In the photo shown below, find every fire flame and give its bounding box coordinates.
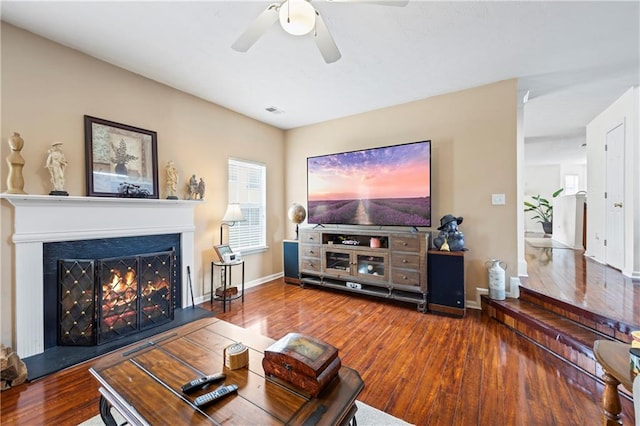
[103,269,138,310]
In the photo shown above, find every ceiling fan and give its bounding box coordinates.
[231,0,409,64]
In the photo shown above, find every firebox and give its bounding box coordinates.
[58,250,175,346]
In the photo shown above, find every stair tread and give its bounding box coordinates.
[519,286,635,343]
[485,297,613,349]
[481,294,634,400]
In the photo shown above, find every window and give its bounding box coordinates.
[227,158,266,253]
[564,175,579,195]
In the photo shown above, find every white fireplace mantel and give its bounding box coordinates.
[1,194,201,358]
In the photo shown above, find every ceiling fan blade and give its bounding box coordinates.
[325,0,409,6]
[313,10,341,63]
[231,4,279,52]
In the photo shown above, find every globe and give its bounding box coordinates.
[287,203,306,240]
[288,203,306,224]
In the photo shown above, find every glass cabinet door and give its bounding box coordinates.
[323,250,352,275]
[356,252,388,281]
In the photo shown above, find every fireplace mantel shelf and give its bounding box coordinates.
[1,193,204,207]
[2,193,202,243]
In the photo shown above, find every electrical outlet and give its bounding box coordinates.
[491,194,505,205]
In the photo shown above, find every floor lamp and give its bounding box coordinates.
[220,203,244,245]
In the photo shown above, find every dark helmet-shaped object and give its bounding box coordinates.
[437,214,463,231]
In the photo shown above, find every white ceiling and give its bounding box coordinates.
[2,1,639,164]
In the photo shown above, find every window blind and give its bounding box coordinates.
[227,158,266,253]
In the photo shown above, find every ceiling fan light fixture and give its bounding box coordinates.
[279,0,316,36]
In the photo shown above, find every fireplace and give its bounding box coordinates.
[43,234,181,350]
[55,246,176,347]
[0,194,198,359]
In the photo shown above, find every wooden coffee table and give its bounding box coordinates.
[593,340,634,426]
[90,318,363,425]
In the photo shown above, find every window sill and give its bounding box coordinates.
[236,246,268,256]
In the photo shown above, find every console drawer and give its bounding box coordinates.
[391,253,420,269]
[390,235,420,252]
[300,244,321,259]
[300,231,321,244]
[301,258,321,272]
[391,269,420,287]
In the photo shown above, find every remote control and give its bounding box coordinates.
[194,384,238,407]
[181,372,226,393]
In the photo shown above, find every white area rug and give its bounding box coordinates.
[525,237,572,249]
[355,400,413,425]
[78,400,412,425]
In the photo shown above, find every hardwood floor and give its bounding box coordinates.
[1,275,635,425]
[523,236,640,329]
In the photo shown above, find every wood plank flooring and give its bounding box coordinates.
[523,236,640,329]
[1,278,634,425]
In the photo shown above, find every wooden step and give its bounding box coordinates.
[482,295,606,375]
[519,286,634,343]
[481,294,633,399]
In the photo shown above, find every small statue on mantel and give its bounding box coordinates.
[188,174,199,199]
[165,160,178,199]
[197,178,206,200]
[5,132,27,194]
[186,174,206,200]
[188,175,205,200]
[45,142,68,196]
[433,214,465,251]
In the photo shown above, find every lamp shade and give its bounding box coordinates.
[279,0,316,36]
[222,203,244,223]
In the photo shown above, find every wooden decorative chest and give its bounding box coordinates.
[262,333,341,397]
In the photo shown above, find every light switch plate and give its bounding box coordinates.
[492,194,505,205]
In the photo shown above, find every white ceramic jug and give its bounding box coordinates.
[485,259,507,300]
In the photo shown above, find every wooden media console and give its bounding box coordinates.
[298,228,429,313]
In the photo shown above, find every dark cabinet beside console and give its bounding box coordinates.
[427,250,465,317]
[283,240,300,284]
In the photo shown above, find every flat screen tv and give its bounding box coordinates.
[307,140,431,227]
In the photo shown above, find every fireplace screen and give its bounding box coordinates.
[58,250,175,346]
[59,260,96,346]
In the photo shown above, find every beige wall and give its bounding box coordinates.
[1,23,286,347]
[284,79,519,303]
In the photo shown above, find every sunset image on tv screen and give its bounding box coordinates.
[307,141,431,226]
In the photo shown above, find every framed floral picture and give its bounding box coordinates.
[84,115,159,198]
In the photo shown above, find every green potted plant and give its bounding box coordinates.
[524,188,564,234]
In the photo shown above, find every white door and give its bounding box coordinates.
[605,122,625,270]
